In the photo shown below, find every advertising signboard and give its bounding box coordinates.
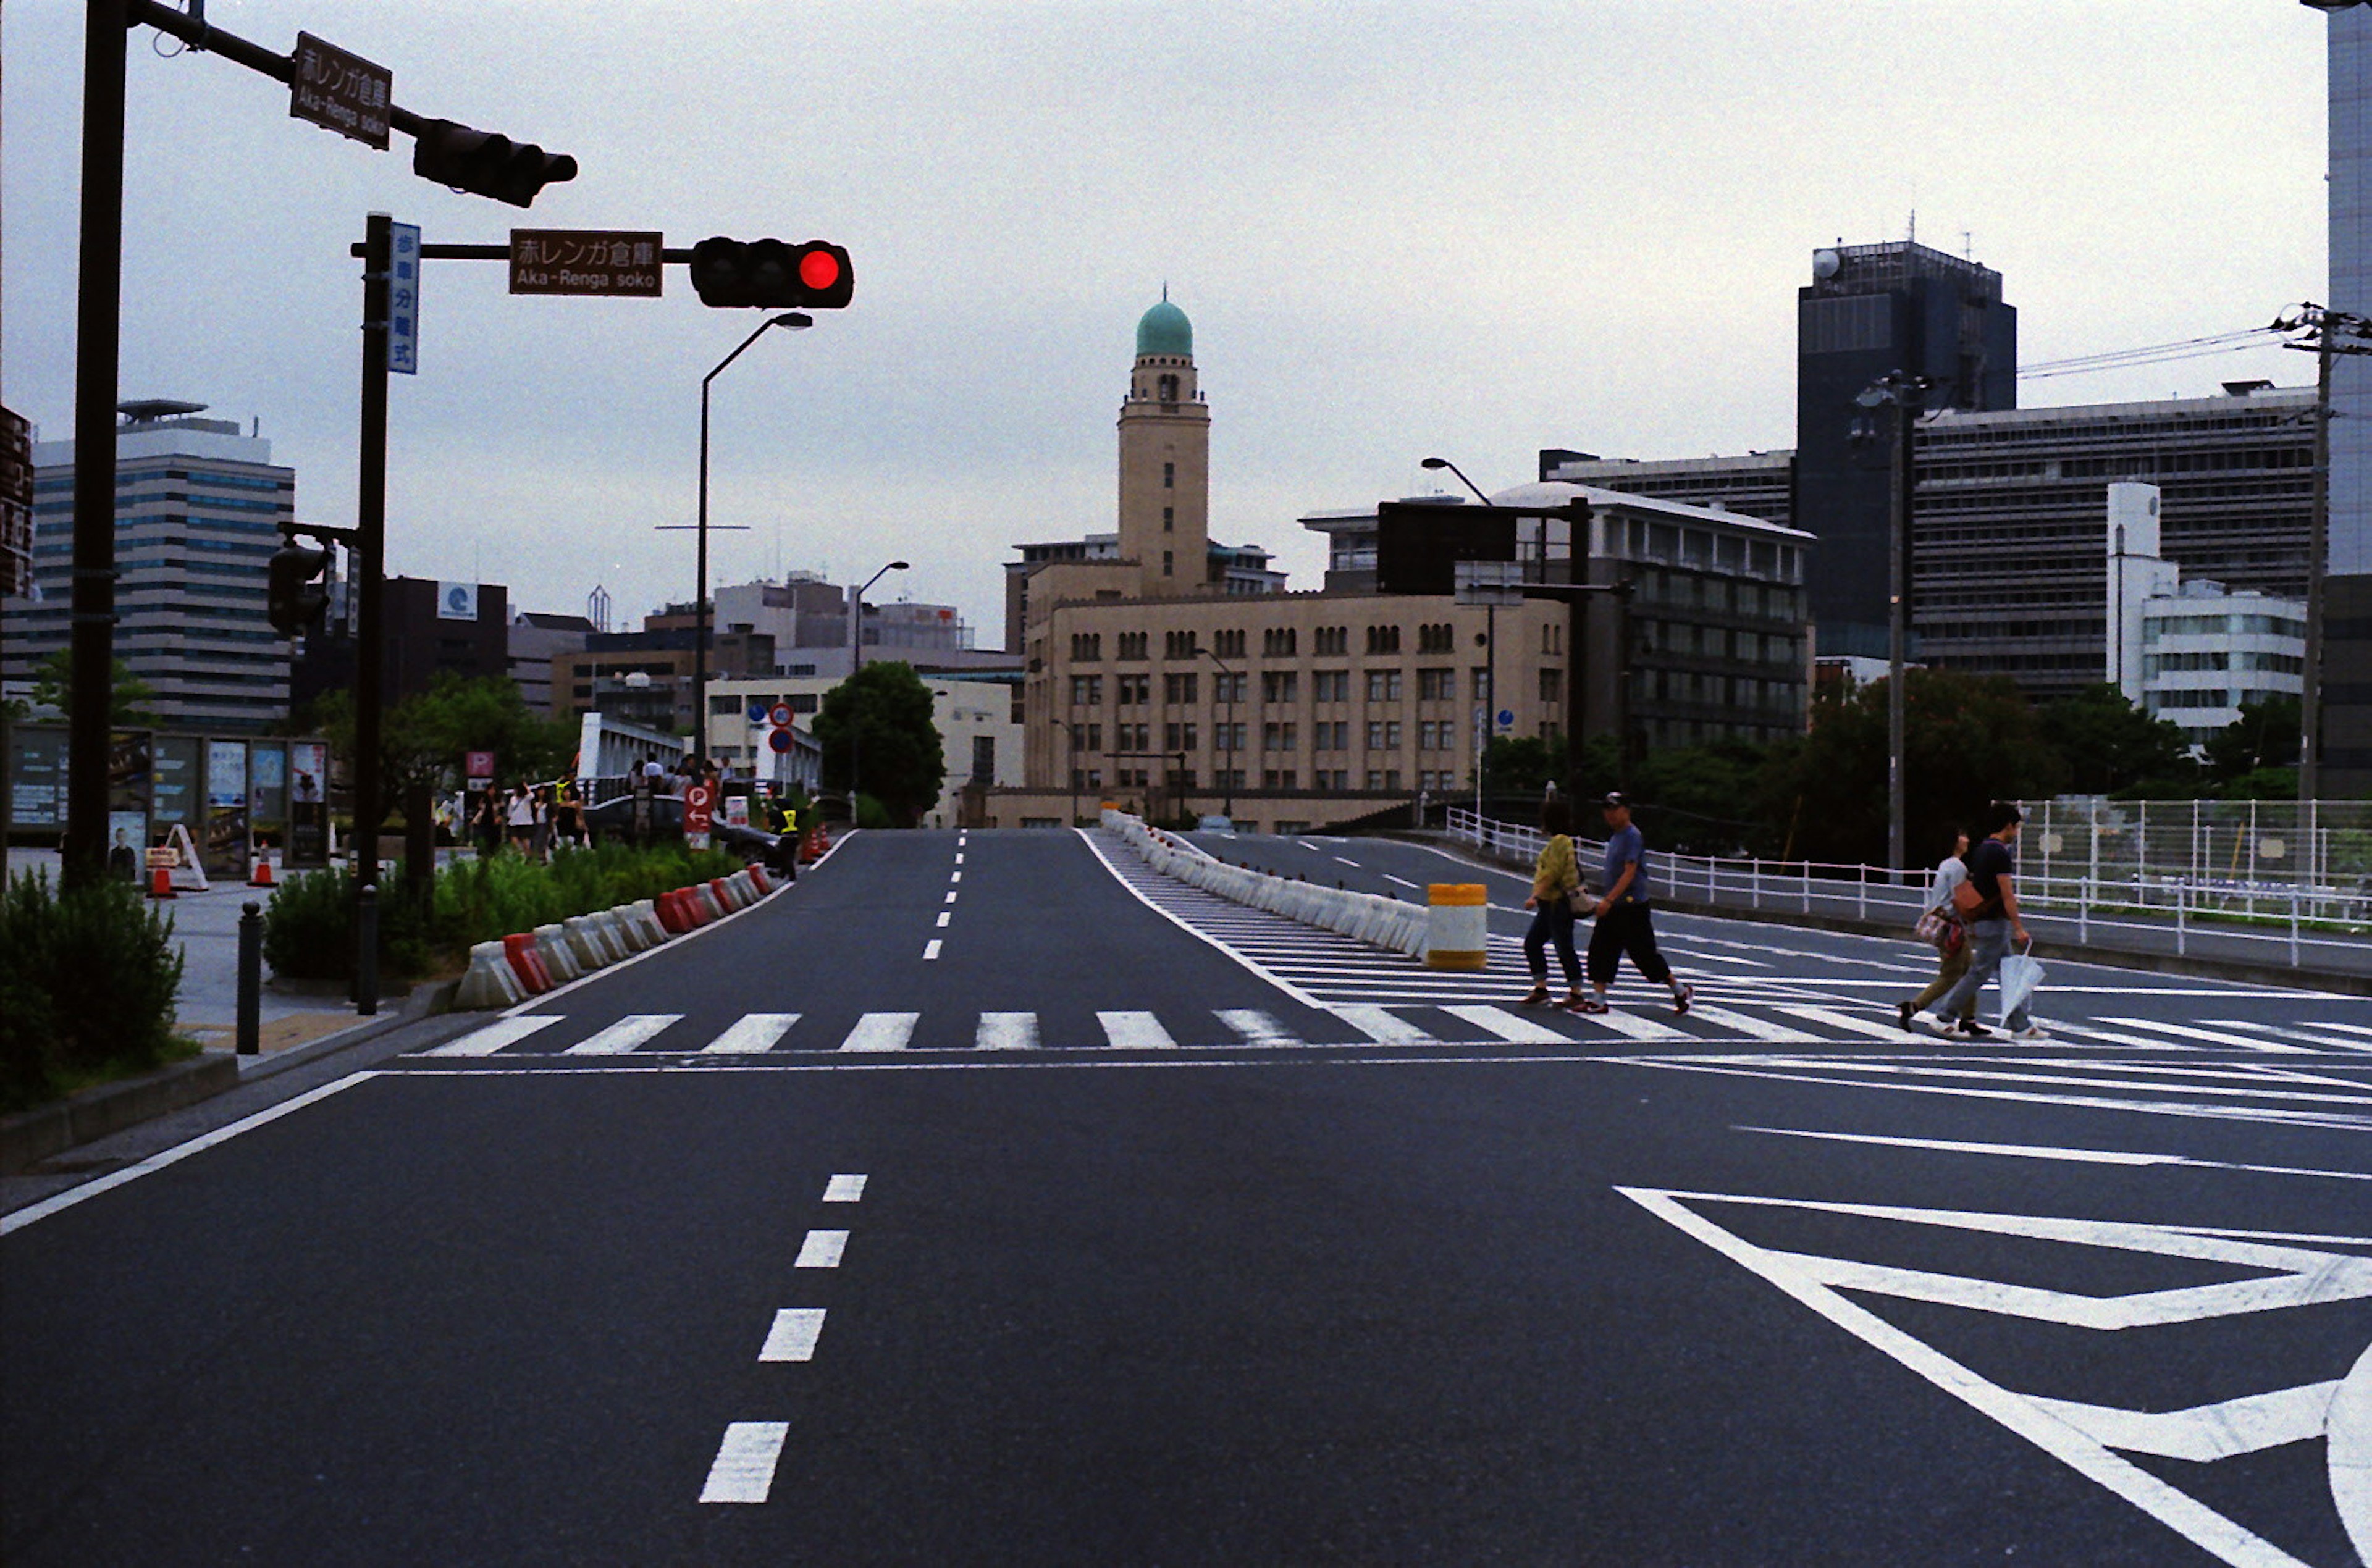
[288,742,330,869]
[205,739,250,877]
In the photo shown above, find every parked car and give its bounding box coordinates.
[581,792,798,878]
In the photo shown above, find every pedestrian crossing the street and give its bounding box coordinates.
[413,1001,2372,1062]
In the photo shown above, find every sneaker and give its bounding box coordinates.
[1567,994,1610,1015]
[1672,981,1693,1017]
[2009,1022,2050,1041]
[1956,1019,1993,1039]
[1896,1000,1915,1033]
[1518,985,1550,1006]
[1923,1016,1962,1041]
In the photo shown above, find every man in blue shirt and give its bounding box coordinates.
[1577,792,1693,1016]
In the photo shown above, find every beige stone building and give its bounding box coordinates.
[988,295,1812,832]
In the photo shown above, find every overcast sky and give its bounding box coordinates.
[2,1,2332,641]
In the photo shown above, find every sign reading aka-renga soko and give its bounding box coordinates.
[509,230,665,298]
[289,32,391,150]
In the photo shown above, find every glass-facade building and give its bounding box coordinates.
[2314,0,2372,791]
[4,404,294,732]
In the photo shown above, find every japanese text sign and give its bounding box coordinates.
[388,222,421,375]
[509,230,665,298]
[290,33,392,150]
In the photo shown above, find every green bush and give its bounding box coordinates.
[1,871,187,1113]
[263,842,747,981]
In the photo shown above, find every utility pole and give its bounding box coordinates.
[1856,371,1935,879]
[2279,303,2372,803]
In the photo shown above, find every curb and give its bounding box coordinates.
[0,978,458,1178]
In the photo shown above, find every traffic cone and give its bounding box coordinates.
[250,855,274,887]
[150,864,176,900]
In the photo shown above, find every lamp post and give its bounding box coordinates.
[1200,646,1238,820]
[1854,372,1933,881]
[1423,457,1499,817]
[667,312,809,766]
[847,559,909,818]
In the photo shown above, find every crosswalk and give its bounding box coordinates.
[417,1002,2372,1060]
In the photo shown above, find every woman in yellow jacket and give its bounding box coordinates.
[1520,796,1586,1007]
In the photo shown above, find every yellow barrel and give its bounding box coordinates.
[1426,883,1490,970]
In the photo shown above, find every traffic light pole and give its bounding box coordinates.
[64,0,130,890]
[352,212,392,1015]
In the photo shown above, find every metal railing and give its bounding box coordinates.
[1446,804,2372,975]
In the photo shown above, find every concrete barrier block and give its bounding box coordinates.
[532,923,582,983]
[456,939,526,1009]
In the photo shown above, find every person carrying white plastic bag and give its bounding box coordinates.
[1918,802,2048,1041]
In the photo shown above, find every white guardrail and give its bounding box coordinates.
[1446,807,2372,973]
[1103,810,1430,958]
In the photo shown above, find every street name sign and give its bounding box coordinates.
[509,230,665,297]
[289,33,391,150]
[387,222,421,375]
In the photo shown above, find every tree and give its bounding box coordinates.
[1762,668,2067,867]
[298,673,574,824]
[813,661,945,826]
[28,648,156,727]
[2203,696,2300,782]
[2034,683,2194,796]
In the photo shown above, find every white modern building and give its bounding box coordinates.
[5,400,294,732]
[2107,484,2307,748]
[702,672,1024,828]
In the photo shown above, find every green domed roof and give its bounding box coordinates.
[1135,296,1192,358]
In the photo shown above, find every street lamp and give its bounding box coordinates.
[847,559,909,818]
[666,311,809,766]
[1200,646,1239,820]
[1423,457,1499,818]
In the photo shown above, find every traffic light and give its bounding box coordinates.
[688,238,855,309]
[412,119,578,208]
[267,540,333,637]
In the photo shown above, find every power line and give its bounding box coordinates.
[2017,326,2286,380]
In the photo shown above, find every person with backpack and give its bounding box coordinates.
[1898,827,1981,1035]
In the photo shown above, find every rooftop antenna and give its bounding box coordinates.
[1907,208,1917,247]
[1962,229,1974,260]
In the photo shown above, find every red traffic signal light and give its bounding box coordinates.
[413,119,578,208]
[689,238,854,309]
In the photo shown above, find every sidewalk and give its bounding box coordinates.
[5,847,391,1034]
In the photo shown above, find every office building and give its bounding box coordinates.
[289,576,514,716]
[508,610,594,715]
[2106,483,2307,748]
[1544,385,2313,703]
[2309,0,2372,792]
[6,400,293,732]
[1795,240,2018,658]
[1,405,30,600]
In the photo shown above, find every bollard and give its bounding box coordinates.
[356,884,379,1017]
[237,900,263,1055]
[1424,884,1490,971]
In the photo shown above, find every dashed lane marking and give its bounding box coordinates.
[823,1173,867,1202]
[795,1230,848,1268]
[923,939,943,960]
[758,1308,826,1363]
[699,1422,789,1504]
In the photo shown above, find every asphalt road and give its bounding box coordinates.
[6,827,2369,1566]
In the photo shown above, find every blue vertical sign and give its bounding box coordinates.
[387,222,421,375]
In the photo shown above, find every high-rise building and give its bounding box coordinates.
[2308,0,2372,792]
[6,401,293,731]
[1794,241,2018,658]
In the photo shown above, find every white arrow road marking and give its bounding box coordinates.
[2024,1383,2342,1463]
[1736,1125,2372,1183]
[1621,1186,2338,1568]
[699,1422,789,1504]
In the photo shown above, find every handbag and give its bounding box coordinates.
[1951,878,1987,916]
[1567,886,1592,915]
